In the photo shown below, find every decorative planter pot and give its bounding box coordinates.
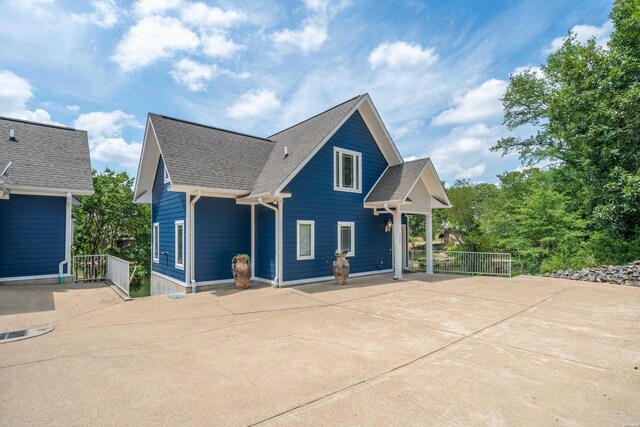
[232,257,251,289]
[333,255,350,285]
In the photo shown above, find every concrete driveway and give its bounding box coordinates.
[0,274,638,426]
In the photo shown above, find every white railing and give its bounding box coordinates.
[72,254,131,297]
[408,250,512,277]
[107,255,130,297]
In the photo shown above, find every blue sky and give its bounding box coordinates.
[0,0,614,184]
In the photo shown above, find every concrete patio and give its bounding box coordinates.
[0,273,638,426]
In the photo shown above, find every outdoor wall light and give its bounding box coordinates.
[385,219,393,233]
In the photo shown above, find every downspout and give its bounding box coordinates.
[258,197,280,287]
[58,192,72,284]
[189,190,202,293]
[383,203,402,280]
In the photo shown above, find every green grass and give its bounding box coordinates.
[129,276,150,298]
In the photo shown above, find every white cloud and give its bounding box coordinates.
[72,0,119,29]
[180,3,245,27]
[201,33,243,58]
[228,89,281,120]
[170,59,217,91]
[112,16,199,72]
[272,20,328,52]
[545,20,613,53]
[456,163,486,179]
[66,105,81,112]
[73,111,143,168]
[0,70,60,124]
[431,79,508,126]
[368,41,437,69]
[512,64,544,78]
[133,0,182,17]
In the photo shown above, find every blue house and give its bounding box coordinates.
[0,117,94,285]
[134,94,450,295]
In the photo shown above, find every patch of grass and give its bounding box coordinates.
[130,276,150,298]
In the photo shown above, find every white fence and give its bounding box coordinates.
[409,250,512,277]
[73,254,130,297]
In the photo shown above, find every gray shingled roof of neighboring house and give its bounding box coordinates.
[247,94,365,196]
[149,114,276,192]
[0,116,93,193]
[365,158,429,203]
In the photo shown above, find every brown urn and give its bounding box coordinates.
[232,257,251,289]
[333,255,350,285]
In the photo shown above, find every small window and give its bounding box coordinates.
[334,147,362,193]
[175,220,184,269]
[337,221,355,257]
[297,220,315,260]
[152,223,160,263]
[163,164,170,183]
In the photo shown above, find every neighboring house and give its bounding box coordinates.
[0,117,94,285]
[134,94,451,295]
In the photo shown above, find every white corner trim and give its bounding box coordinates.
[296,220,315,260]
[280,269,394,287]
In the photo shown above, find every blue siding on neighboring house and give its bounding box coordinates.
[283,111,393,282]
[152,158,186,281]
[0,194,66,278]
[194,196,251,282]
[255,204,275,280]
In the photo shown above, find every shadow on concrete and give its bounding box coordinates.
[205,281,273,298]
[0,283,107,316]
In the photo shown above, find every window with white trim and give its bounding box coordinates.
[163,165,170,183]
[152,223,159,263]
[297,220,315,260]
[175,220,184,269]
[337,221,355,256]
[334,147,362,192]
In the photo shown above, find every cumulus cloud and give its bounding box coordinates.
[511,64,544,78]
[431,79,508,126]
[227,89,281,120]
[170,59,249,91]
[72,0,119,29]
[133,0,182,17]
[0,70,60,124]
[112,16,199,72]
[368,41,437,69]
[66,105,81,112]
[73,111,143,168]
[201,33,243,58]
[180,3,245,27]
[544,20,613,53]
[272,20,328,52]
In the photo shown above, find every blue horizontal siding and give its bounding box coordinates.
[255,204,275,280]
[151,157,186,282]
[194,197,251,282]
[0,194,66,278]
[283,111,393,282]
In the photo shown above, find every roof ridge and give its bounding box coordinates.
[150,113,275,143]
[0,115,79,132]
[268,94,364,139]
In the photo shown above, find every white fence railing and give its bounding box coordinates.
[107,255,130,297]
[408,250,512,277]
[72,254,130,297]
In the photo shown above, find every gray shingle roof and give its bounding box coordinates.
[149,114,275,192]
[365,158,429,203]
[247,94,365,196]
[0,116,93,193]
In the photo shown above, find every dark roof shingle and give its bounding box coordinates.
[0,116,93,193]
[365,158,429,203]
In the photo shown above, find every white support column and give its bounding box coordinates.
[250,204,255,280]
[426,212,433,274]
[393,208,403,280]
[65,193,72,275]
[278,198,284,285]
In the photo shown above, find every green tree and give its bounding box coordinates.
[73,169,151,288]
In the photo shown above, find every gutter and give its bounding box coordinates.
[258,197,281,287]
[189,190,202,293]
[58,192,72,284]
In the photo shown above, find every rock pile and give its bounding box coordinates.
[541,261,640,287]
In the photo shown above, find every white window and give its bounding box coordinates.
[334,147,362,193]
[163,164,170,183]
[297,220,315,260]
[337,221,355,257]
[175,220,184,269]
[152,223,159,263]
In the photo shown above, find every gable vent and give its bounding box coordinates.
[9,129,16,141]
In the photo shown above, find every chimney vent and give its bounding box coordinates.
[9,129,16,141]
[284,146,288,158]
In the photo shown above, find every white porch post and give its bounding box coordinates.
[250,204,255,280]
[426,212,433,274]
[393,208,403,280]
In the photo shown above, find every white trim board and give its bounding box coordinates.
[280,269,394,287]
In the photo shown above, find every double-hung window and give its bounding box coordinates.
[175,220,184,269]
[337,221,355,257]
[334,147,362,192]
[152,223,160,263]
[297,220,315,260]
